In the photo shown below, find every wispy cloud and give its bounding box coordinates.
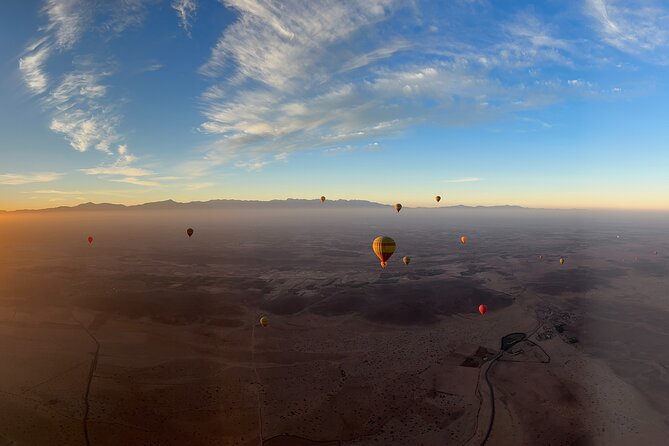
[172,0,197,36]
[81,166,153,177]
[585,0,669,61]
[43,0,91,49]
[19,38,52,94]
[32,189,83,194]
[102,0,155,34]
[111,177,160,187]
[0,172,63,185]
[47,65,119,153]
[192,2,589,172]
[140,63,164,73]
[185,182,215,191]
[443,177,482,183]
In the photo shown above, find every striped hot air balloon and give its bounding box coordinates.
[372,236,396,269]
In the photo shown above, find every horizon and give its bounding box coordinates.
[2,1,669,211]
[2,196,669,213]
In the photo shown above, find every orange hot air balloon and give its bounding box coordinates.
[87,236,93,245]
[259,316,269,327]
[372,236,396,269]
[435,195,441,203]
[394,203,402,213]
[460,235,468,245]
[478,304,487,315]
[559,258,565,265]
[320,196,326,203]
[402,256,411,265]
[186,228,194,238]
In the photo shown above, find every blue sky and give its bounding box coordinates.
[1,0,668,210]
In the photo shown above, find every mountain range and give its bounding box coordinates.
[1,199,528,213]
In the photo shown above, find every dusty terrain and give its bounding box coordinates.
[0,207,667,445]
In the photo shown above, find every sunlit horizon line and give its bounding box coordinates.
[1,198,669,213]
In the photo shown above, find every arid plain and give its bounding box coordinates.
[0,205,667,445]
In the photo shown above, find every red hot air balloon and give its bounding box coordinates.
[478,304,487,315]
[87,236,94,245]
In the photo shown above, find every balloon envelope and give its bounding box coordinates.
[320,196,326,203]
[402,256,410,265]
[478,304,487,315]
[559,258,565,265]
[460,235,468,245]
[372,236,396,268]
[87,236,93,244]
[259,316,269,327]
[394,203,402,213]
[186,228,194,237]
[435,195,441,203]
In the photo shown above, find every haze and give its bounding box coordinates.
[1,207,668,445]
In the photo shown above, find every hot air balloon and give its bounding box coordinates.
[186,228,194,238]
[402,256,411,265]
[259,316,269,327]
[435,196,441,203]
[320,196,326,203]
[478,304,487,315]
[372,236,396,269]
[654,251,658,256]
[559,258,565,265]
[87,236,93,245]
[538,255,544,260]
[394,203,402,213]
[460,235,468,245]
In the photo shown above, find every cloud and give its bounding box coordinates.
[192,3,591,172]
[585,0,669,60]
[185,182,215,191]
[199,0,396,80]
[81,166,153,177]
[31,189,83,194]
[102,0,156,34]
[111,177,160,187]
[42,0,91,49]
[46,65,120,153]
[0,172,63,185]
[19,38,52,94]
[172,0,197,36]
[443,177,482,183]
[140,63,164,73]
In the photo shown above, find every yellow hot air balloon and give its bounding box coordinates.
[559,258,565,265]
[394,203,402,213]
[402,256,411,265]
[372,236,396,269]
[460,235,468,245]
[259,316,269,327]
[435,195,441,203]
[320,196,326,203]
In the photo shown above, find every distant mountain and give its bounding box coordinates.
[1,199,542,213]
[6,198,394,213]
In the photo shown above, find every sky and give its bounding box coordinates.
[1,0,668,211]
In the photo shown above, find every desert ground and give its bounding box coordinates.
[0,207,667,445]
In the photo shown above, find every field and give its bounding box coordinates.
[0,207,667,445]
